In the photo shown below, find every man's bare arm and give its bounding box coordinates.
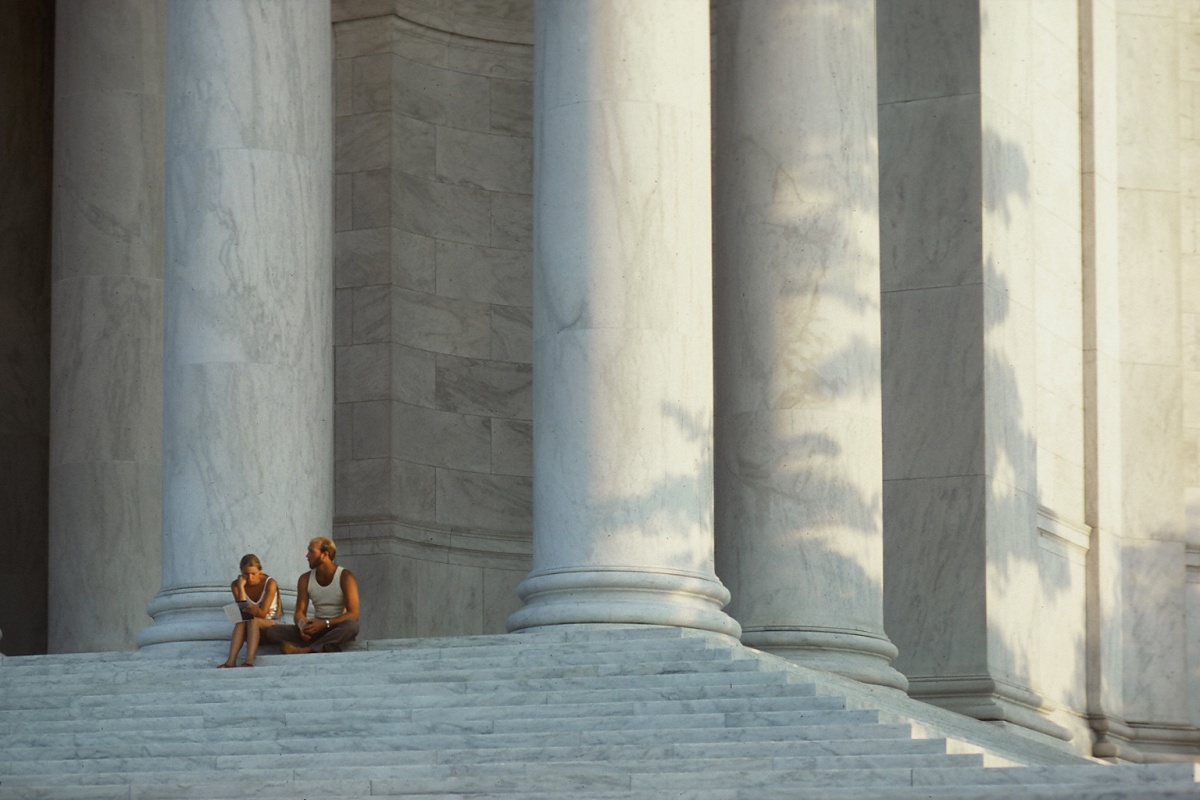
[294,572,311,636]
[330,569,359,625]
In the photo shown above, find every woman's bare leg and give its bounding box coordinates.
[243,618,272,666]
[221,622,246,667]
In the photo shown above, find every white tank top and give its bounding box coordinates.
[308,566,345,619]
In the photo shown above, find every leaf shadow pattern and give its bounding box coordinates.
[709,0,910,687]
[877,1,1092,743]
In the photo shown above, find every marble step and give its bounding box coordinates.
[1,652,736,688]
[333,790,1200,800]
[2,762,1195,800]
[2,672,804,720]
[0,670,812,721]
[0,645,753,693]
[0,678,829,728]
[0,751,988,788]
[614,762,1200,793]
[0,720,923,763]
[0,736,960,778]
[0,706,893,754]
[6,788,1200,800]
[0,627,726,677]
[1,636,740,682]
[0,662,796,714]
[0,690,854,735]
[5,629,1194,800]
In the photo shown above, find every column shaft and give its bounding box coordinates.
[49,0,165,653]
[509,0,738,637]
[712,0,905,689]
[138,0,333,649]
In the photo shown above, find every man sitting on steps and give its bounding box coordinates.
[263,536,360,655]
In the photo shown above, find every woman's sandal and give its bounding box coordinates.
[218,663,235,669]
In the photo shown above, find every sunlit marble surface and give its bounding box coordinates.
[511,0,737,637]
[711,0,902,689]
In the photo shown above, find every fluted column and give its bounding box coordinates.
[49,0,165,653]
[138,0,332,649]
[712,0,905,688]
[508,0,739,637]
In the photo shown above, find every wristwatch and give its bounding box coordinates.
[325,618,331,629]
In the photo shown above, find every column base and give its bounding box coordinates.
[508,568,742,638]
[137,585,294,653]
[742,627,909,691]
[1125,721,1200,762]
[1088,713,1143,762]
[136,587,236,649]
[907,674,1073,741]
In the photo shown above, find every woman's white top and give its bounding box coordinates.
[247,577,281,620]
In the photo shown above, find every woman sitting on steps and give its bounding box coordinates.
[218,553,281,668]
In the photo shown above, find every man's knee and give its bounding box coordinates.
[314,619,358,652]
[260,624,300,645]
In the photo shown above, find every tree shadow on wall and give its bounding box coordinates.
[708,0,900,644]
[876,0,1090,735]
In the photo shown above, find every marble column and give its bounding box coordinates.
[711,0,905,689]
[49,0,165,653]
[507,0,739,637]
[138,0,332,649]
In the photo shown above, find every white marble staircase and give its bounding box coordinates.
[0,626,1196,799]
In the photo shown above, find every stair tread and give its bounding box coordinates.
[0,692,851,735]
[0,736,957,776]
[2,629,1194,799]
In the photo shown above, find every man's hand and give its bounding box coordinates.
[301,618,325,638]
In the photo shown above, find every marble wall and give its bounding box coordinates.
[1183,0,1200,741]
[0,1,53,656]
[1114,0,1195,758]
[330,0,534,639]
[878,0,1075,745]
[1028,0,1090,744]
[878,0,1200,759]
